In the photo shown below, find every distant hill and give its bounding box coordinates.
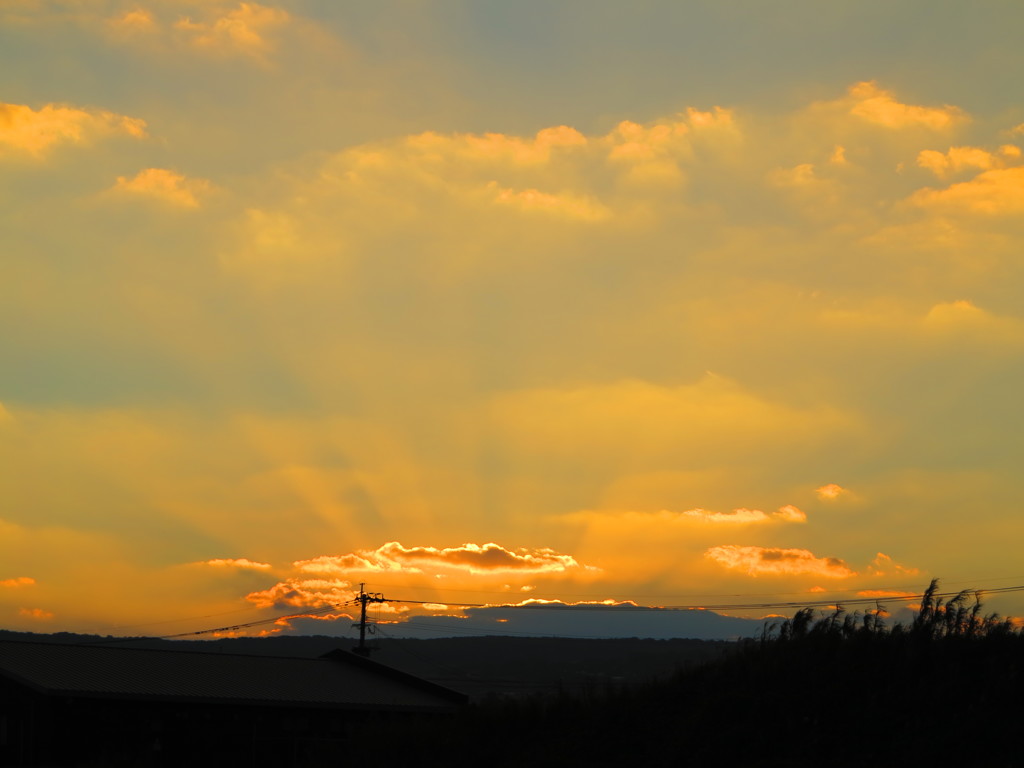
[284,602,768,640]
[0,629,733,699]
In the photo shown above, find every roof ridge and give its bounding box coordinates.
[0,637,346,662]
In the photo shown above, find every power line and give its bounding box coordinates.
[661,584,1024,613]
[156,602,356,640]
[104,606,260,631]
[352,576,1024,604]
[112,581,1024,643]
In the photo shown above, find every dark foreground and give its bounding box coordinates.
[3,585,1023,767]
[352,589,1024,768]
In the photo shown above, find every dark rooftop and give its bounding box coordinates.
[0,639,465,712]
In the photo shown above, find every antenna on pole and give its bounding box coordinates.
[352,583,386,656]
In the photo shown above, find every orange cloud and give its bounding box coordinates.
[199,558,272,570]
[19,608,54,621]
[0,577,35,587]
[686,106,736,131]
[604,106,736,186]
[295,542,587,576]
[816,483,848,500]
[246,578,351,610]
[681,508,769,523]
[856,589,916,599]
[910,166,1024,215]
[867,553,919,577]
[679,506,805,524]
[847,81,965,130]
[775,505,807,523]
[0,102,146,158]
[923,299,986,329]
[490,184,610,221]
[174,3,291,61]
[296,553,407,574]
[408,125,588,167]
[771,163,819,188]
[489,375,854,463]
[606,116,689,185]
[705,545,855,578]
[112,168,212,208]
[918,300,1024,346]
[917,146,1000,178]
[108,9,157,35]
[820,299,1024,347]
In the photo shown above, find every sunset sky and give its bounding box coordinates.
[2,0,1024,639]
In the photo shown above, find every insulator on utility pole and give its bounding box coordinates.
[352,583,386,656]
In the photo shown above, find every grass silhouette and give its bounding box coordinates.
[351,580,1024,768]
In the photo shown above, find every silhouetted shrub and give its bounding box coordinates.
[349,580,1024,768]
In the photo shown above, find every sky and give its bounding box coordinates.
[2,0,1024,640]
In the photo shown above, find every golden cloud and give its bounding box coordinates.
[774,505,808,523]
[219,208,349,284]
[705,545,855,578]
[295,542,587,576]
[103,3,315,65]
[605,116,690,186]
[909,166,1024,215]
[174,3,290,60]
[770,162,820,188]
[287,105,741,236]
[867,553,919,577]
[220,80,999,287]
[917,146,1000,178]
[917,301,1024,352]
[0,101,146,158]
[295,552,408,575]
[847,81,965,130]
[246,577,352,610]
[488,375,854,465]
[821,300,1024,349]
[18,608,54,621]
[606,118,688,162]
[111,167,212,208]
[816,483,848,500]
[604,106,737,186]
[490,184,611,221]
[681,508,769,523]
[407,125,588,167]
[679,506,805,524]
[0,577,35,587]
[108,8,157,35]
[387,542,584,573]
[922,300,1016,336]
[199,558,272,570]
[223,119,626,280]
[765,160,849,218]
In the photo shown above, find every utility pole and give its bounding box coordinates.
[352,583,386,656]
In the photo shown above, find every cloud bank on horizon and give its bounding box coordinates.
[2,1,1023,638]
